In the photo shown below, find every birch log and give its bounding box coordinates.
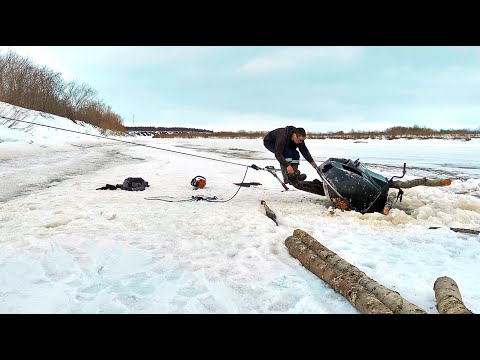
[392,178,451,188]
[285,236,392,314]
[290,229,427,314]
[433,276,473,314]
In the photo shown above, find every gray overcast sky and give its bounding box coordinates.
[2,46,480,132]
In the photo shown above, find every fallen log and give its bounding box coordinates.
[382,179,452,215]
[392,178,451,188]
[285,236,393,314]
[290,229,427,314]
[429,227,479,235]
[433,276,473,314]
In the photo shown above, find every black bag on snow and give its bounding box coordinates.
[121,177,150,191]
[96,177,149,191]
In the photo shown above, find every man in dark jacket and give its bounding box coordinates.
[263,126,318,184]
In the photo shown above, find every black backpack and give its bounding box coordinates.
[121,177,150,191]
[96,177,149,191]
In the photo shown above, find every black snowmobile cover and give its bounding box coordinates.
[318,158,390,213]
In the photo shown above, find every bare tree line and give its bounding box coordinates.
[0,50,126,132]
[128,126,213,133]
[152,126,480,140]
[309,125,480,140]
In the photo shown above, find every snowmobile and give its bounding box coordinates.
[287,157,451,215]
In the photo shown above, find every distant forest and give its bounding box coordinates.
[310,125,480,139]
[126,126,213,133]
[146,125,480,139]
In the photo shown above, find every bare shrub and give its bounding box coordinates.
[0,49,126,133]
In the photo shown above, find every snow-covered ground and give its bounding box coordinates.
[1,103,479,314]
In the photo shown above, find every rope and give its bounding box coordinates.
[145,167,250,203]
[0,116,248,168]
[0,116,297,199]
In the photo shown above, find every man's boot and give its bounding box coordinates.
[288,170,307,184]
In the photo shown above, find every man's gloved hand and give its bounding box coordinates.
[311,161,318,169]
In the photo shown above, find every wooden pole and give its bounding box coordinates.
[392,178,451,188]
[429,227,479,235]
